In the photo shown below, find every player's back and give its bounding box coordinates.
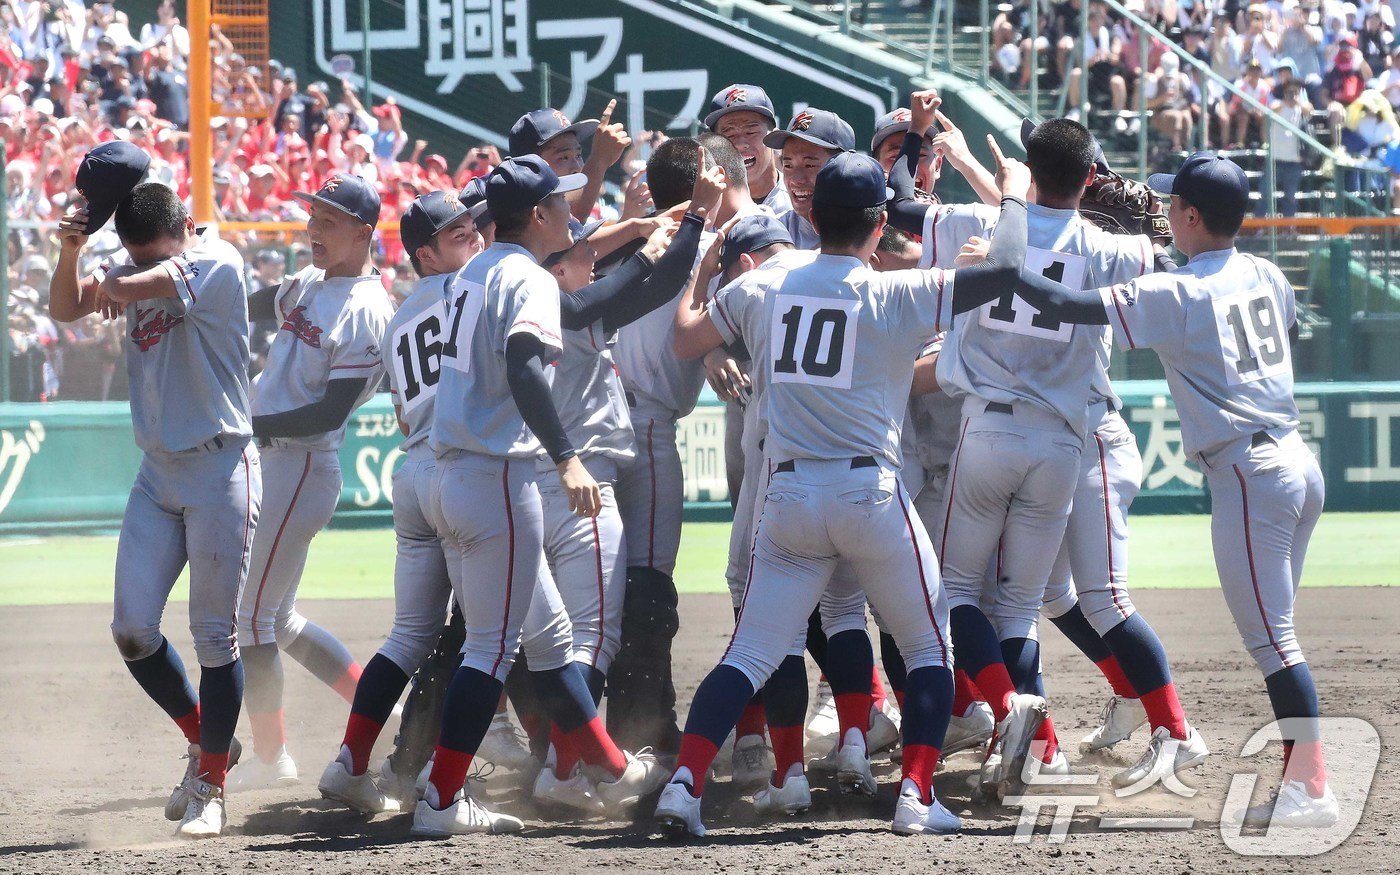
[938,204,1151,436]
[382,273,452,458]
[1117,248,1299,458]
[760,254,949,466]
[547,318,634,463]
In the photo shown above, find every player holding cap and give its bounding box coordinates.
[229,173,394,791]
[1008,152,1338,827]
[50,144,260,839]
[414,155,669,836]
[315,190,484,814]
[705,83,792,213]
[653,144,1074,838]
[763,108,856,249]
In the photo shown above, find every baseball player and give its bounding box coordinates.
[888,99,1206,792]
[606,138,710,756]
[414,155,667,836]
[1010,152,1336,827]
[705,83,792,213]
[315,190,484,814]
[766,108,856,249]
[508,103,629,222]
[526,163,717,811]
[228,173,393,791]
[49,147,260,839]
[654,146,1064,838]
[870,107,999,206]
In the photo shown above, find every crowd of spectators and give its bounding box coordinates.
[0,0,519,401]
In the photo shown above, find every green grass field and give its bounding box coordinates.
[1,512,1394,607]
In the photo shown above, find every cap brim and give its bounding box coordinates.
[553,172,588,196]
[1146,173,1176,195]
[292,191,370,223]
[83,201,121,235]
[704,104,778,131]
[763,129,842,152]
[870,123,914,153]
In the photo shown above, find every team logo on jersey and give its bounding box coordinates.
[130,307,184,351]
[790,111,815,131]
[723,87,749,106]
[281,305,324,348]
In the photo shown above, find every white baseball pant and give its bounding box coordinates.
[237,444,339,648]
[615,410,683,575]
[722,457,951,691]
[1040,406,1143,634]
[1200,429,1323,676]
[376,454,454,674]
[113,438,261,667]
[938,399,1082,641]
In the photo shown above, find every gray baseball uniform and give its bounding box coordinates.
[1097,248,1319,675]
[105,230,262,669]
[715,253,957,689]
[430,243,563,681]
[935,204,1153,641]
[776,208,820,251]
[239,265,392,648]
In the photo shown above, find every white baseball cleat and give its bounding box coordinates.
[752,764,812,817]
[533,766,605,815]
[807,740,839,775]
[410,783,524,836]
[477,711,537,773]
[891,779,962,835]
[994,694,1049,799]
[225,748,298,793]
[1229,780,1339,829]
[1112,725,1209,790]
[175,779,227,839]
[591,750,668,811]
[167,738,242,820]
[654,779,706,838]
[868,701,901,755]
[317,752,401,814]
[414,758,433,799]
[972,739,1002,804]
[944,702,995,756]
[834,732,878,797]
[731,734,775,794]
[1080,695,1148,753]
[805,680,837,743]
[378,755,416,804]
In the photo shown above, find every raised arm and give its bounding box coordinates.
[574,99,630,222]
[48,204,103,323]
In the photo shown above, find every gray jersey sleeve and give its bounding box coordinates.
[919,203,1000,269]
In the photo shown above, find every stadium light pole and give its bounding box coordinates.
[0,147,9,403]
[188,0,214,225]
[361,0,372,106]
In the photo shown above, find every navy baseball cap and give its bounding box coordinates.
[870,107,922,153]
[509,108,599,158]
[763,108,856,152]
[812,151,894,208]
[704,84,778,131]
[75,141,151,233]
[719,214,793,272]
[458,177,493,227]
[1020,117,1109,175]
[485,154,587,220]
[543,217,604,267]
[293,173,381,227]
[1148,151,1250,222]
[400,190,472,256]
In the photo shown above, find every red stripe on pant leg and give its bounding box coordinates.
[236,448,252,645]
[646,422,656,568]
[489,461,516,678]
[1097,434,1129,619]
[722,460,771,663]
[896,483,949,665]
[939,419,972,572]
[250,452,313,646]
[1232,465,1288,666]
[591,516,605,666]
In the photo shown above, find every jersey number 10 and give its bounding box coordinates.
[770,296,860,389]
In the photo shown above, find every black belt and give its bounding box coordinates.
[1251,431,1276,448]
[985,401,1014,415]
[625,390,637,408]
[773,455,877,474]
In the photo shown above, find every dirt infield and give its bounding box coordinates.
[0,588,1394,874]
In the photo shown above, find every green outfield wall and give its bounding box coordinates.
[1,383,1397,534]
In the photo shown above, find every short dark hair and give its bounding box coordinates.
[877,225,915,254]
[1025,118,1096,200]
[492,206,534,237]
[646,137,700,210]
[811,202,884,250]
[1181,195,1244,237]
[114,182,186,245]
[408,237,437,278]
[696,132,748,190]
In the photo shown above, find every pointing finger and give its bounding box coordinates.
[934,109,955,132]
[600,98,616,126]
[987,134,1006,169]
